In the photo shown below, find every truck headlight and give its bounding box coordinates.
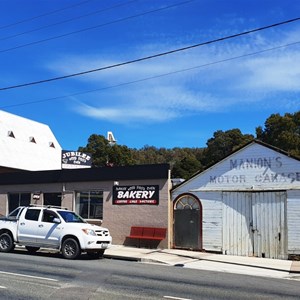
[82,229,97,236]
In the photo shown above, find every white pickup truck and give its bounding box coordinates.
[0,205,112,259]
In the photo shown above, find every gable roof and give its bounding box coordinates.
[172,139,300,192]
[0,110,62,171]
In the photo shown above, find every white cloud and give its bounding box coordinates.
[240,50,300,91]
[49,26,300,124]
[75,102,178,123]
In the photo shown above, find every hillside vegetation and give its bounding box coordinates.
[78,111,300,179]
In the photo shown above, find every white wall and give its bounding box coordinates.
[287,190,300,254]
[0,110,62,170]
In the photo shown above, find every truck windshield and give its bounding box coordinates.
[57,210,86,223]
[6,207,24,220]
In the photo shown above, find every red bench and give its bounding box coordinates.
[127,226,167,247]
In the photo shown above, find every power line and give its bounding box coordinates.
[0,16,299,92]
[0,0,92,30]
[1,40,299,109]
[0,0,194,53]
[0,0,138,42]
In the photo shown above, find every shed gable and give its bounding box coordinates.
[173,141,300,194]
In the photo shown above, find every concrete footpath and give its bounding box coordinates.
[105,245,300,280]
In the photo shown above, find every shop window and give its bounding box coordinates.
[43,193,62,207]
[75,191,103,220]
[8,193,31,213]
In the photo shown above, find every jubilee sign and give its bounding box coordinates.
[113,185,159,205]
[61,150,92,169]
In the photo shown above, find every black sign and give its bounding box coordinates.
[113,185,159,205]
[62,150,92,169]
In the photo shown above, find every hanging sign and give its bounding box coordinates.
[62,150,92,169]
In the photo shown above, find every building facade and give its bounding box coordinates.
[0,164,171,248]
[172,141,300,259]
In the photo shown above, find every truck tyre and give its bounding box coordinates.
[62,238,81,259]
[87,249,105,259]
[25,246,40,254]
[0,232,14,252]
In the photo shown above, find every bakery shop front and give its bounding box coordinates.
[0,163,171,248]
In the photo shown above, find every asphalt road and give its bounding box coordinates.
[0,249,299,299]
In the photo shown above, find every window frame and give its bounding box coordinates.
[7,192,31,214]
[43,192,62,207]
[75,190,103,220]
[25,208,41,221]
[42,209,59,223]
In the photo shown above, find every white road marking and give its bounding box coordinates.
[164,296,193,300]
[0,286,7,289]
[0,270,58,282]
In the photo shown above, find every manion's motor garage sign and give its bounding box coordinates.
[113,185,159,205]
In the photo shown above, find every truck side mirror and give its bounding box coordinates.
[53,218,61,224]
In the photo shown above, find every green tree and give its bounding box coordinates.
[202,129,254,166]
[78,134,109,167]
[132,145,204,178]
[256,111,300,157]
[172,156,202,179]
[108,144,135,166]
[133,145,167,164]
[78,134,135,167]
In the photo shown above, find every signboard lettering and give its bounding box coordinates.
[230,156,282,170]
[62,150,92,169]
[113,185,159,205]
[209,155,300,186]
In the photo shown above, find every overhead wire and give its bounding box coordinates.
[0,0,93,30]
[1,40,299,109]
[0,16,299,91]
[0,0,138,42]
[0,0,194,54]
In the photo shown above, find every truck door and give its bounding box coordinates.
[18,208,41,244]
[35,209,61,247]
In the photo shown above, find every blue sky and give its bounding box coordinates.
[0,0,299,151]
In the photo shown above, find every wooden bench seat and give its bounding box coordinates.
[127,226,167,247]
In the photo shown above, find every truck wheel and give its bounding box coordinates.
[25,246,40,254]
[61,238,81,259]
[0,232,14,252]
[87,250,105,259]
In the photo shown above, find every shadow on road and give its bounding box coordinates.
[12,248,104,260]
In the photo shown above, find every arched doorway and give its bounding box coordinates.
[173,194,202,250]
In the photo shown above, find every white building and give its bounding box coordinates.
[172,140,300,259]
[0,110,62,171]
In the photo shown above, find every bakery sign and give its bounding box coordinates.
[113,185,159,205]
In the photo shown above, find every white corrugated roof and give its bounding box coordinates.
[0,110,62,171]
